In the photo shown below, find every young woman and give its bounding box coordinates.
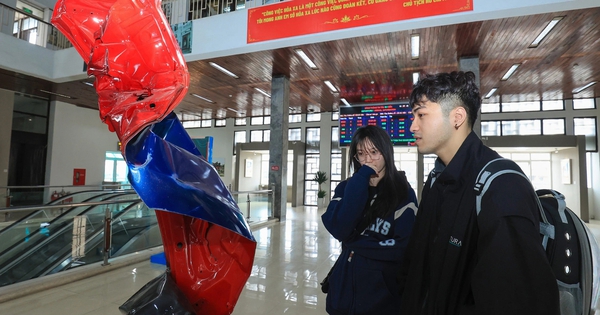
[321,125,418,315]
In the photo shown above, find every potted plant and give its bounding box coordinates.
[313,171,328,208]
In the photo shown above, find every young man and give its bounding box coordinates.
[397,71,560,315]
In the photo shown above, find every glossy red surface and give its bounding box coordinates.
[155,210,256,314]
[52,0,189,149]
[51,1,255,313]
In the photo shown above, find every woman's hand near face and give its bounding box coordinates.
[363,163,385,186]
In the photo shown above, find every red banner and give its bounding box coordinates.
[248,0,472,43]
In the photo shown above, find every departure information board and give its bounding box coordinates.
[339,104,415,147]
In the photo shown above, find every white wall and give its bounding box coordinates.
[45,101,118,197]
[0,32,56,80]
[551,147,583,217]
[237,151,262,191]
[186,125,236,188]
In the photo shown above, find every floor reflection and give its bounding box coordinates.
[3,207,596,315]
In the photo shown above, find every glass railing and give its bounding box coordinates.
[0,3,72,51]
[0,183,133,208]
[231,189,273,223]
[0,194,150,286]
[0,191,135,255]
[0,187,272,286]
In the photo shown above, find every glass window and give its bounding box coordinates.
[11,112,48,134]
[397,151,418,191]
[573,98,596,110]
[250,130,263,142]
[542,119,565,135]
[235,118,247,126]
[263,130,270,142]
[304,154,320,205]
[331,127,341,153]
[542,100,564,111]
[502,101,541,112]
[182,120,201,128]
[201,120,212,128]
[251,117,264,125]
[306,113,321,122]
[423,155,437,184]
[104,160,114,182]
[481,103,500,113]
[306,127,320,153]
[502,120,541,135]
[330,153,342,197]
[574,117,597,151]
[261,154,269,187]
[287,152,294,186]
[215,119,226,127]
[331,111,339,120]
[115,160,128,183]
[288,128,301,141]
[289,114,302,123]
[233,130,246,154]
[14,94,48,116]
[530,153,551,160]
[104,151,128,183]
[481,121,501,136]
[264,116,271,125]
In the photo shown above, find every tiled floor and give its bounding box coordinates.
[0,206,337,315]
[0,208,599,315]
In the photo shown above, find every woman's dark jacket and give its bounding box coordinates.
[398,131,560,315]
[322,165,417,315]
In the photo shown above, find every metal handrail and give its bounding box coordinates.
[1,184,133,208]
[0,199,141,214]
[1,188,273,221]
[0,184,132,190]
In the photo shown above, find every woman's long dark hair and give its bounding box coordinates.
[348,125,409,224]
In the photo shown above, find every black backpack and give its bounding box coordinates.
[474,158,599,315]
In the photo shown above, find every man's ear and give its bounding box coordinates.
[453,107,467,129]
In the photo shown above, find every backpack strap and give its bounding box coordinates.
[474,158,554,249]
[536,189,568,224]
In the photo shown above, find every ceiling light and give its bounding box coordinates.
[39,89,73,99]
[572,81,597,94]
[484,87,498,99]
[254,87,271,98]
[501,64,520,81]
[226,107,240,113]
[294,48,318,69]
[208,62,239,78]
[324,80,338,93]
[340,98,351,106]
[191,93,214,103]
[412,72,419,85]
[529,16,563,48]
[411,34,420,59]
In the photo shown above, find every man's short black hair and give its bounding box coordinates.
[409,71,481,128]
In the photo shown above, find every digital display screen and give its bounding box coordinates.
[339,104,416,147]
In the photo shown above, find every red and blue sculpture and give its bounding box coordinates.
[51,0,256,313]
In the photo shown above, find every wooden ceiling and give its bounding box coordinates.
[2,7,599,118]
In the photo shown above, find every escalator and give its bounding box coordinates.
[0,190,135,259]
[0,190,162,286]
[49,202,161,273]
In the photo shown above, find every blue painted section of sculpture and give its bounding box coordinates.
[125,113,254,241]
